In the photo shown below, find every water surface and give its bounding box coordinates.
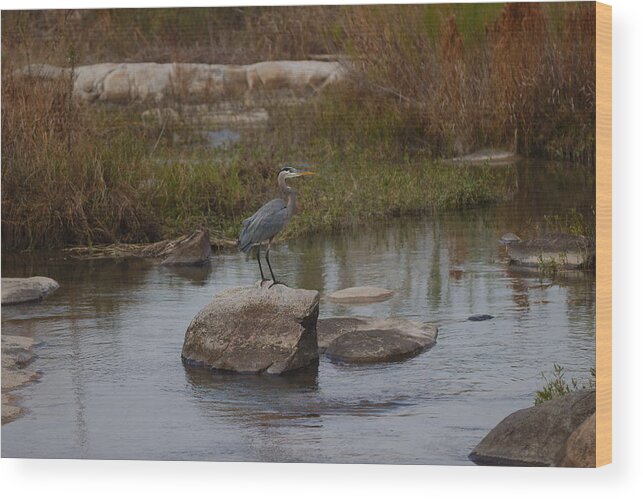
[1,160,596,464]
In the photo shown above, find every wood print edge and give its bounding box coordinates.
[595,0,612,467]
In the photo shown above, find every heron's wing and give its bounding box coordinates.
[238,198,288,252]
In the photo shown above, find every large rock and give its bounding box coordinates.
[161,229,211,266]
[557,412,596,467]
[17,60,346,104]
[1,277,59,305]
[318,316,437,364]
[469,390,596,466]
[507,233,595,270]
[181,284,319,374]
[327,286,394,304]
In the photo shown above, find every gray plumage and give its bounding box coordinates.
[237,166,315,286]
[238,198,290,252]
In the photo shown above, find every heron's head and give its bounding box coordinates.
[279,165,316,179]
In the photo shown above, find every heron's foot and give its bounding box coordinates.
[259,278,271,287]
[268,280,288,289]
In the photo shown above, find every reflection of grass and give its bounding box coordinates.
[535,364,595,405]
[543,208,596,240]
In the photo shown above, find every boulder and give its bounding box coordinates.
[557,412,596,467]
[469,390,596,466]
[1,277,59,305]
[507,233,595,270]
[161,229,211,266]
[318,316,437,364]
[181,284,319,374]
[327,286,394,304]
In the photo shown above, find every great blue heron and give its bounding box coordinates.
[238,166,315,287]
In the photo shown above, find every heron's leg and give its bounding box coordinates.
[265,239,287,288]
[256,242,268,284]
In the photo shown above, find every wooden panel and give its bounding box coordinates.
[595,1,612,467]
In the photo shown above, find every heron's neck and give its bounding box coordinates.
[278,174,297,218]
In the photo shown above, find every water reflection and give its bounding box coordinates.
[1,160,596,464]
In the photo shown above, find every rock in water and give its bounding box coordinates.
[1,277,59,305]
[469,390,595,466]
[161,229,211,266]
[318,316,437,364]
[181,284,319,374]
[468,314,494,322]
[327,286,394,304]
[498,232,521,245]
[507,233,595,270]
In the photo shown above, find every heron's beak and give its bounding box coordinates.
[297,171,316,176]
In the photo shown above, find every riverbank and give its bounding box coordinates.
[1,4,595,251]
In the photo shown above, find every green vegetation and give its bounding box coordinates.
[535,364,596,405]
[1,4,596,250]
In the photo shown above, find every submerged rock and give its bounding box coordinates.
[318,316,437,364]
[161,229,211,266]
[1,277,59,305]
[468,314,494,322]
[469,390,596,466]
[327,286,394,304]
[182,284,319,374]
[507,233,595,270]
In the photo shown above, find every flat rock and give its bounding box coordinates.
[557,412,596,467]
[17,60,346,104]
[451,149,520,165]
[318,316,437,364]
[499,232,521,244]
[469,390,596,466]
[161,229,211,266]
[1,276,59,305]
[507,233,595,270]
[327,286,394,304]
[182,284,319,374]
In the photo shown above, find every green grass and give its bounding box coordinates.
[535,364,596,405]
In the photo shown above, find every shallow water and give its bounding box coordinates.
[1,160,596,464]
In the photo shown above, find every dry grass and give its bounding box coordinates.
[1,4,596,250]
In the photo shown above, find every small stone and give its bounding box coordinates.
[468,314,494,322]
[327,286,394,304]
